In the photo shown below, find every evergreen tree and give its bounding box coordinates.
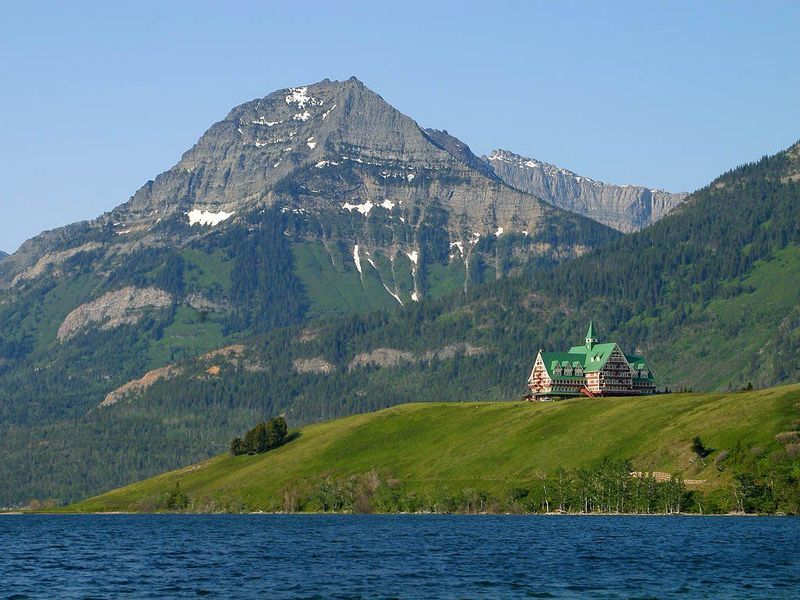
[230,437,246,456]
[254,422,269,453]
[243,425,260,455]
[267,416,288,449]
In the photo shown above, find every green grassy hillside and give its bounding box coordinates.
[68,384,800,514]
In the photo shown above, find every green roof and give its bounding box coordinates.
[539,344,653,380]
[566,342,618,370]
[627,354,654,381]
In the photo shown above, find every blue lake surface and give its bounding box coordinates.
[1,514,798,599]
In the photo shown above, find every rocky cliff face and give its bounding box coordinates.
[109,78,605,251]
[486,150,688,232]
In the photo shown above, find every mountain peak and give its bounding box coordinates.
[120,76,501,229]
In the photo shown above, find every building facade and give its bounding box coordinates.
[527,323,655,400]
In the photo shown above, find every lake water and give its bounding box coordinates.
[1,515,798,599]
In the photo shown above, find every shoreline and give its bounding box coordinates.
[5,510,785,517]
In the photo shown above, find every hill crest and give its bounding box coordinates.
[66,384,800,514]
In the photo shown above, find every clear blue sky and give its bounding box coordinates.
[2,1,799,252]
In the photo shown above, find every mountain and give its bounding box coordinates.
[0,78,616,304]
[0,77,619,506]
[486,149,688,232]
[67,384,800,514]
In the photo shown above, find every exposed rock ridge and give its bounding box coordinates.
[11,242,103,285]
[486,149,688,232]
[347,343,485,371]
[100,365,182,407]
[57,286,173,341]
[423,128,499,180]
[293,357,336,375]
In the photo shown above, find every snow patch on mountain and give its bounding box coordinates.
[342,201,374,216]
[382,283,404,305]
[187,209,234,227]
[285,87,312,109]
[252,117,282,127]
[353,245,362,276]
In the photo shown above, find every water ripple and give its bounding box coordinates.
[1,515,799,599]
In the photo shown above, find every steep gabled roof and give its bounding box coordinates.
[538,351,585,379]
[627,353,655,381]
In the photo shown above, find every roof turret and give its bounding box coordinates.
[585,321,597,349]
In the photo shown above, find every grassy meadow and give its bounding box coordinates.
[66,384,800,513]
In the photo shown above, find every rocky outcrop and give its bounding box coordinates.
[419,343,485,361]
[293,357,336,375]
[423,128,499,180]
[486,150,688,232]
[57,286,173,341]
[100,365,182,407]
[201,344,245,361]
[186,294,230,312]
[11,242,103,285]
[349,348,415,370]
[348,343,485,371]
